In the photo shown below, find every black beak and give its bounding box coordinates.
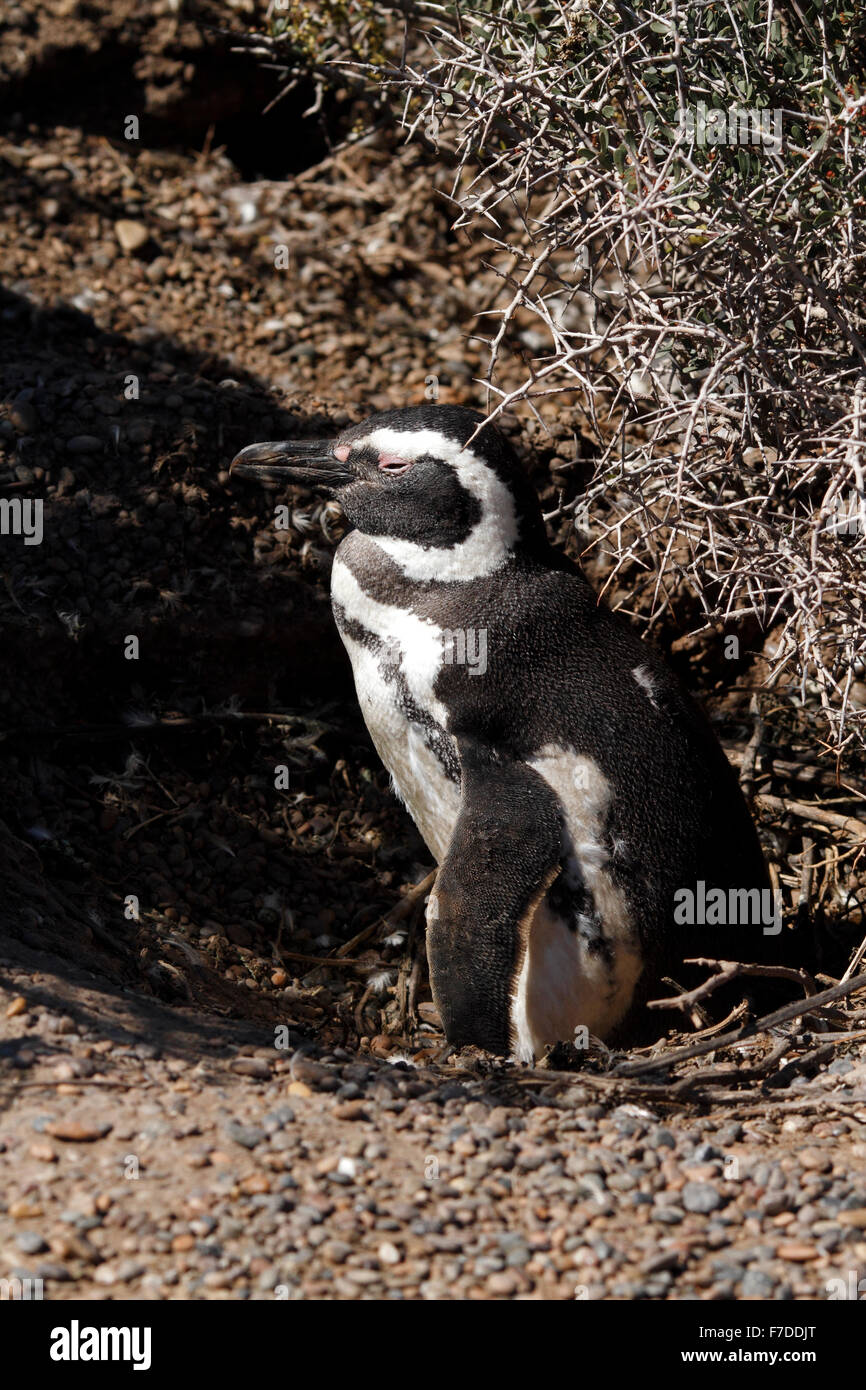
[230,438,352,489]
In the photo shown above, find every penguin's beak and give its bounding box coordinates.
[230,439,353,489]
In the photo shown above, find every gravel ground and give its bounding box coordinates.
[3,0,866,1304]
[3,940,866,1302]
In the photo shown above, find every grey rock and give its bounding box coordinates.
[224,1120,266,1150]
[741,1269,777,1297]
[682,1181,724,1214]
[654,1206,684,1224]
[16,1232,49,1255]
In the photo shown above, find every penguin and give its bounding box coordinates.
[232,404,772,1061]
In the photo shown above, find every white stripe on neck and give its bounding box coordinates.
[331,555,450,726]
[357,427,519,582]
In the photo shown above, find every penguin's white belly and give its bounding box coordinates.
[512,902,639,1061]
[331,554,461,862]
[512,746,644,1061]
[343,631,461,861]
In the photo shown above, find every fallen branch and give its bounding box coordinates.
[755,794,866,840]
[273,950,372,970]
[614,970,866,1077]
[648,957,818,1013]
[738,696,764,804]
[765,1043,836,1089]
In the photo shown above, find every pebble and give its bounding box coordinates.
[231,1057,271,1079]
[114,219,150,253]
[289,1055,334,1089]
[758,1193,790,1216]
[263,1106,295,1129]
[654,1207,684,1225]
[318,1239,350,1264]
[682,1182,724,1214]
[798,1148,832,1173]
[648,1127,676,1149]
[487,1269,521,1295]
[36,1262,73,1283]
[642,1250,681,1275]
[741,1269,776,1296]
[776,1242,818,1261]
[44,1120,112,1142]
[16,1231,49,1255]
[29,1142,58,1163]
[333,1100,370,1121]
[29,152,63,170]
[224,1120,266,1150]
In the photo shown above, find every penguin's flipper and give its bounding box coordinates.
[425,739,563,1055]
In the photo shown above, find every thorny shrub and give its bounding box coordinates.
[246,1,866,755]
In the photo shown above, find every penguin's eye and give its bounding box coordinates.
[377,453,414,476]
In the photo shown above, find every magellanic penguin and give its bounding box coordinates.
[232,405,771,1061]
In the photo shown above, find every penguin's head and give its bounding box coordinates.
[231,404,550,579]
